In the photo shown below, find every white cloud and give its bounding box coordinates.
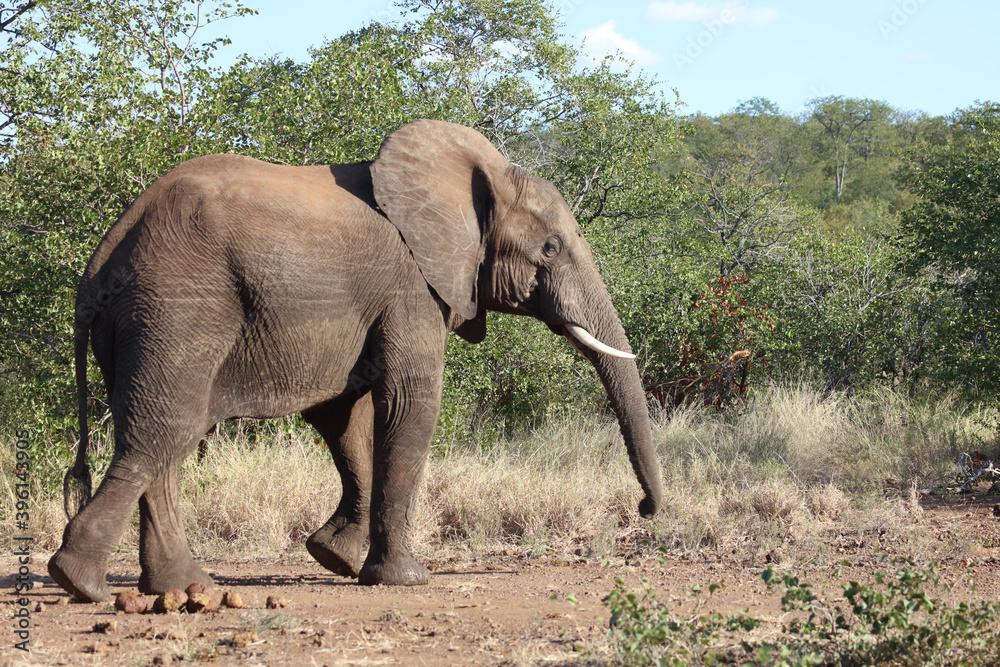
[899,53,934,64]
[579,20,661,65]
[647,2,782,27]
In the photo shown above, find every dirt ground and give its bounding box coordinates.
[4,489,1000,667]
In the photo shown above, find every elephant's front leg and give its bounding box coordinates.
[357,356,443,586]
[302,394,374,578]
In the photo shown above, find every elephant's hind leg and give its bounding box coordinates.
[302,394,374,578]
[137,461,213,594]
[48,454,153,602]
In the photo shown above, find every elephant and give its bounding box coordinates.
[48,119,664,602]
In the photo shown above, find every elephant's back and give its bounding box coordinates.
[79,154,257,293]
[79,156,386,291]
[78,153,416,338]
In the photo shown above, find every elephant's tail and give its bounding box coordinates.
[63,316,93,520]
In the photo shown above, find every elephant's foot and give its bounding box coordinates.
[306,521,367,578]
[48,549,109,602]
[138,557,213,596]
[358,552,430,586]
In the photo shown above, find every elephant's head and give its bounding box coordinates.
[371,119,663,517]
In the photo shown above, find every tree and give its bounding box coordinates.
[773,224,921,391]
[807,96,896,202]
[201,24,416,165]
[397,0,576,150]
[901,101,1000,397]
[678,101,806,249]
[717,98,804,189]
[682,128,796,279]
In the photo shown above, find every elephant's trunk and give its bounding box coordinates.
[568,304,663,518]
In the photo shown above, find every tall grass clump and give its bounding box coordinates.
[179,421,341,559]
[646,382,996,562]
[0,428,67,551]
[419,411,641,553]
[656,383,994,491]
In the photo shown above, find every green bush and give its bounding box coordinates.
[603,553,1000,666]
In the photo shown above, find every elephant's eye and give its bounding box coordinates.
[542,237,561,259]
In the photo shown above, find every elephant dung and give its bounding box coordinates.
[184,583,219,612]
[152,589,188,613]
[232,628,259,648]
[221,591,244,609]
[114,591,147,614]
[93,620,117,634]
[265,595,288,609]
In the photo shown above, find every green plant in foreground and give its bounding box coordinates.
[603,552,1000,666]
[603,550,759,665]
[768,559,1000,666]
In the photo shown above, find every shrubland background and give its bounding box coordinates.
[2,0,999,558]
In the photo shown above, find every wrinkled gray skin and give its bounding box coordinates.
[49,120,664,602]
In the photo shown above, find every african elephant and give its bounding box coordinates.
[48,119,664,602]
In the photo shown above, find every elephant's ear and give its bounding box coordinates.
[371,119,508,321]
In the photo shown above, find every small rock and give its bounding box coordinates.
[114,590,147,614]
[221,591,244,609]
[152,652,172,665]
[232,629,259,648]
[93,620,117,634]
[265,595,289,609]
[57,596,70,606]
[153,589,188,613]
[33,601,44,613]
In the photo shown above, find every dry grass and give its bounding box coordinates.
[0,468,66,552]
[417,416,640,556]
[3,384,996,565]
[645,383,996,563]
[179,424,341,559]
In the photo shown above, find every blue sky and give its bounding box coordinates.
[208,0,998,117]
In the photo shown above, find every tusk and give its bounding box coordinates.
[565,324,636,360]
